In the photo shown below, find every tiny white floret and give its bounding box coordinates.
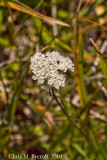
[30,51,74,89]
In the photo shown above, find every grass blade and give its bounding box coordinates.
[78,33,88,105]
[99,57,107,85]
[0,1,69,26]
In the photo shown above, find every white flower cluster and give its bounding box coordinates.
[30,51,74,89]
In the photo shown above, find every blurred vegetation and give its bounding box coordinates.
[0,0,107,160]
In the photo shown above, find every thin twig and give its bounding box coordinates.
[39,45,49,52]
[70,0,92,21]
[0,58,28,69]
[80,17,107,31]
[51,87,93,150]
[14,0,44,37]
[37,97,54,123]
[59,0,92,33]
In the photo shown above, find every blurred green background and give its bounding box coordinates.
[0,0,107,159]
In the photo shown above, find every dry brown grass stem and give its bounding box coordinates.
[90,38,107,66]
[73,0,83,106]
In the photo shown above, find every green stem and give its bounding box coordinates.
[51,87,93,151]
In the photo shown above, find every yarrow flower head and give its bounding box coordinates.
[30,51,74,89]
